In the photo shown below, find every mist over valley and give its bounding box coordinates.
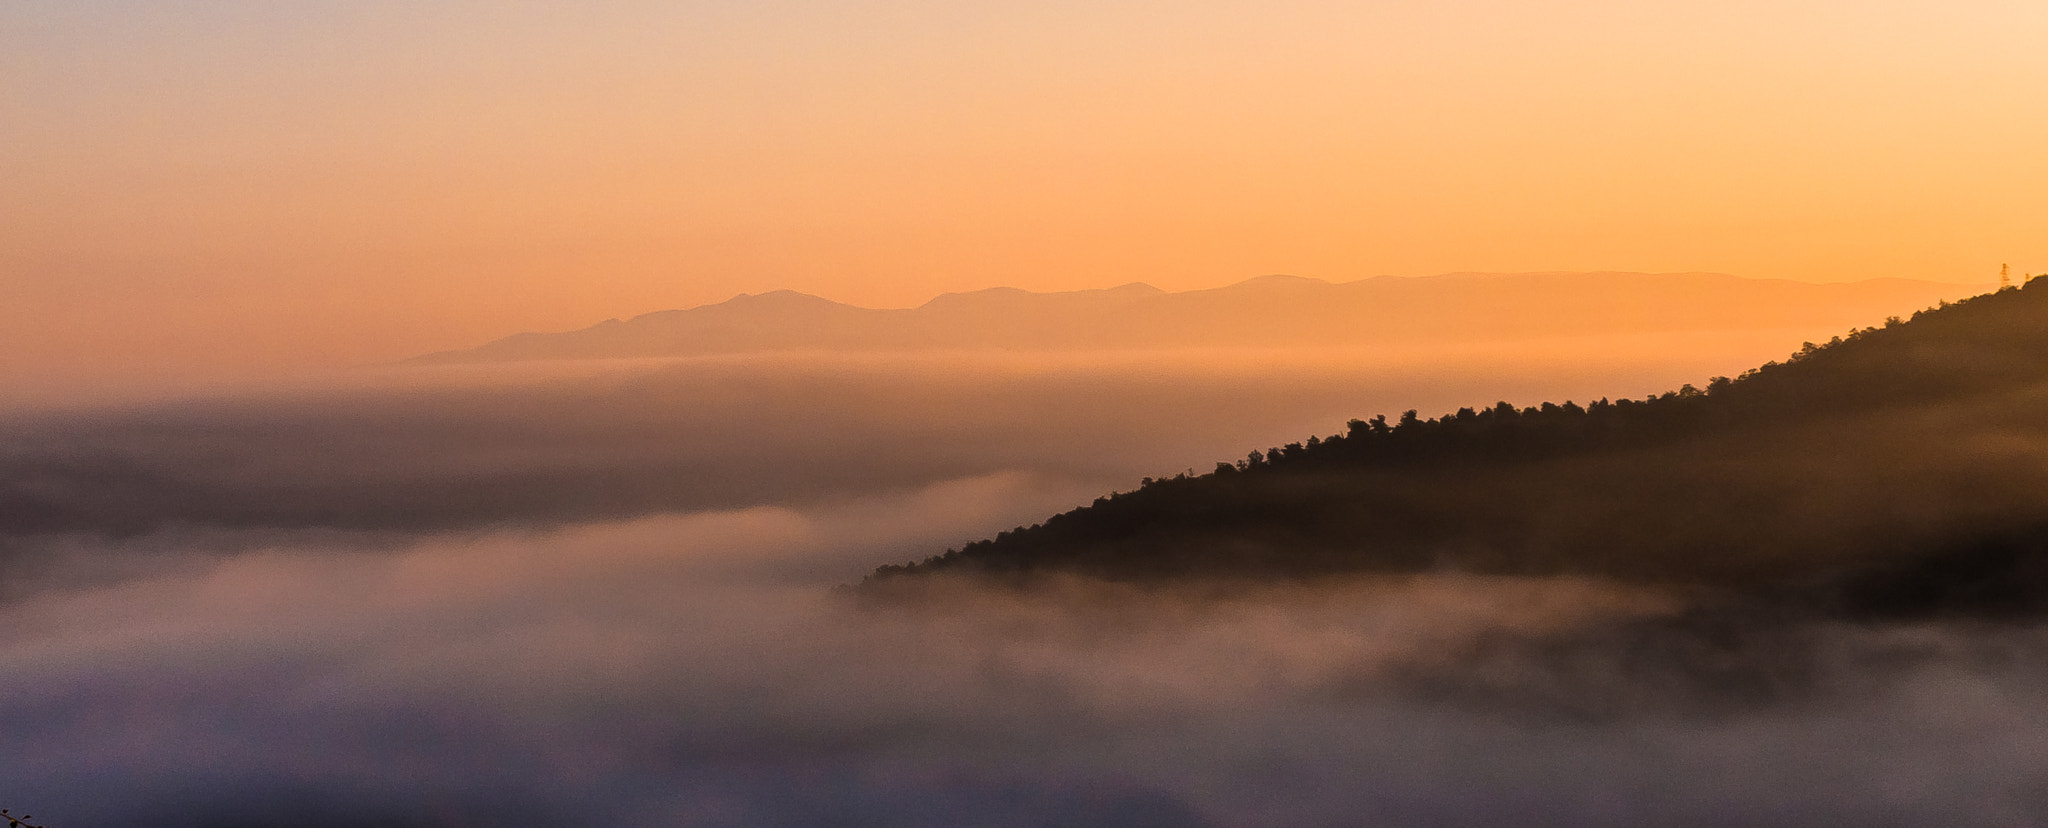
[6,274,2048,826]
[12,1,2048,822]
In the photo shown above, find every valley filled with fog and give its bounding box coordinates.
[12,0,2045,821]
[6,338,2048,826]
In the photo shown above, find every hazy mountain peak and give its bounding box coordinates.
[918,282,1166,309]
[1222,273,1331,289]
[918,286,1036,308]
[723,289,847,307]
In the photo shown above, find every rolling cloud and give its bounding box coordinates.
[7,486,2048,826]
[6,352,2047,826]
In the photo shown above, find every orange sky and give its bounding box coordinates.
[3,1,2045,393]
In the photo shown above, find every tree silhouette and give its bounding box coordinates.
[3,809,47,828]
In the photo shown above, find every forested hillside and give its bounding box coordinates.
[873,278,2048,608]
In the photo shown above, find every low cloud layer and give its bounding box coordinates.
[0,346,1772,542]
[7,351,2048,826]
[6,478,2048,826]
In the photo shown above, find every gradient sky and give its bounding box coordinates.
[4,0,2044,389]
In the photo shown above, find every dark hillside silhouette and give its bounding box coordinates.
[871,279,2048,609]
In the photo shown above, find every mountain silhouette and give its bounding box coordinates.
[408,272,1983,362]
[869,279,2048,617]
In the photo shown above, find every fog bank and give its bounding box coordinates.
[7,346,2045,826]
[1,339,1820,543]
[6,481,2048,826]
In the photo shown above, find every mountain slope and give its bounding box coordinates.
[408,272,1985,363]
[871,279,2048,601]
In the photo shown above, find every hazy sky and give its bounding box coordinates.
[8,7,2048,819]
[4,0,2045,385]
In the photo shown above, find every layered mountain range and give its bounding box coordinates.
[410,272,1985,362]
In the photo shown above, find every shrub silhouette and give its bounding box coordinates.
[3,809,47,828]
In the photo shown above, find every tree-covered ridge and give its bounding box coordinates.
[871,278,2048,591]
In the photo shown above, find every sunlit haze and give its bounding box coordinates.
[4,0,2043,394]
[16,4,2048,825]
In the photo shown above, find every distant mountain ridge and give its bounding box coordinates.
[408,272,1987,363]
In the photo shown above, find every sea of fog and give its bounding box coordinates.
[5,344,2048,826]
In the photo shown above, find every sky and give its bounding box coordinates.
[4,0,2046,389]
